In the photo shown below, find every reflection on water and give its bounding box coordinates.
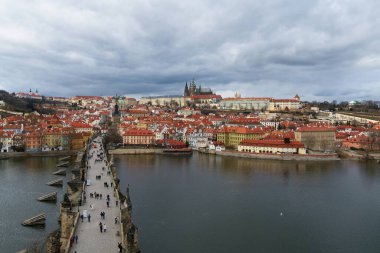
[0,157,72,252]
[115,152,380,253]
[358,160,380,181]
[197,152,339,178]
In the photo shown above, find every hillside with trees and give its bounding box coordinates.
[0,90,64,115]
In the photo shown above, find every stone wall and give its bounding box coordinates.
[59,206,78,253]
[109,153,140,253]
[46,150,85,253]
[0,150,77,159]
[198,149,340,161]
[46,229,61,253]
[119,187,140,253]
[109,148,160,155]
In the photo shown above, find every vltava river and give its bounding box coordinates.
[0,157,71,252]
[115,152,380,253]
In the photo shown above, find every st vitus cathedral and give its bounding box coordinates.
[184,79,214,97]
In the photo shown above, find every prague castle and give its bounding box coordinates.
[140,80,219,106]
[184,80,214,96]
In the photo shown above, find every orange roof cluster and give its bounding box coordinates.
[123,129,155,136]
[0,131,14,138]
[71,122,92,128]
[217,126,266,134]
[228,118,261,124]
[222,97,271,101]
[265,131,295,140]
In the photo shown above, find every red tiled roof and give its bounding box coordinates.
[123,129,155,136]
[217,126,266,134]
[71,122,92,128]
[222,97,271,101]
[228,118,261,124]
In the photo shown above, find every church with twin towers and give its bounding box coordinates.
[183,79,214,97]
[139,79,220,106]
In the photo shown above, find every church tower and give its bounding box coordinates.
[189,79,196,96]
[184,82,190,96]
[113,94,120,116]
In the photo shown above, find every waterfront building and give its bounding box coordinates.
[217,126,268,148]
[157,139,187,149]
[70,132,88,150]
[61,132,71,150]
[24,131,43,152]
[154,125,169,140]
[295,127,336,152]
[12,133,24,149]
[0,130,14,152]
[238,139,306,154]
[122,129,156,145]
[341,131,380,151]
[208,141,226,151]
[42,130,62,150]
[187,131,210,148]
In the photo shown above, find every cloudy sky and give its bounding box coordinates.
[0,0,379,101]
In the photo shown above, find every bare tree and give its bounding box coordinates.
[364,130,380,159]
[303,136,316,151]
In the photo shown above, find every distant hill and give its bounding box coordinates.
[0,90,34,113]
[0,90,63,114]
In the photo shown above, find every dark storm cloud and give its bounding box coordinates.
[0,0,379,101]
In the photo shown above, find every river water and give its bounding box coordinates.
[1,154,379,253]
[0,157,72,252]
[114,152,380,253]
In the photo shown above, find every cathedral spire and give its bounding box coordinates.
[184,82,190,96]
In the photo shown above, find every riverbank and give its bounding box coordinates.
[198,149,340,161]
[0,150,78,159]
[113,151,380,253]
[109,148,339,161]
[337,149,380,160]
[109,148,192,156]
